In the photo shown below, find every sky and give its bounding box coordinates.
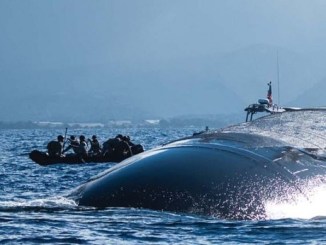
[1,0,326,121]
[2,0,326,68]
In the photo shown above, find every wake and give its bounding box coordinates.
[0,196,78,212]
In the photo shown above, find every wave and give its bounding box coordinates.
[0,196,79,212]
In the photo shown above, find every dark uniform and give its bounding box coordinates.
[123,135,144,155]
[102,135,132,160]
[88,135,101,155]
[47,135,64,157]
[62,135,80,154]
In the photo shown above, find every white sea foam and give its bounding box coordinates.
[265,178,326,220]
[0,196,77,210]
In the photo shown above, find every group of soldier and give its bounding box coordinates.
[47,133,143,160]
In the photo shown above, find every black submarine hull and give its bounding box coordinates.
[72,123,326,219]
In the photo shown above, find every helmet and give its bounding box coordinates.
[92,135,97,140]
[70,135,75,140]
[79,135,86,141]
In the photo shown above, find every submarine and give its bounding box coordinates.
[70,109,326,220]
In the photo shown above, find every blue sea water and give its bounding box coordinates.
[1,127,326,244]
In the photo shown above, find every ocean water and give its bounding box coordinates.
[1,126,326,244]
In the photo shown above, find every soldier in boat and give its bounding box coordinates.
[47,135,64,157]
[122,135,144,155]
[102,134,132,160]
[88,135,102,156]
[77,135,88,158]
[62,135,80,154]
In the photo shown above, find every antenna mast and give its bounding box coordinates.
[277,51,280,106]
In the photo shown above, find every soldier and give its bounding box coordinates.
[47,135,64,157]
[88,135,101,155]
